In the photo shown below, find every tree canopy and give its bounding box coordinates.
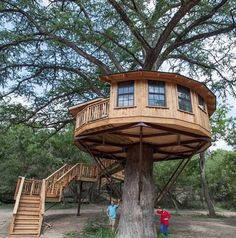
[0,0,236,130]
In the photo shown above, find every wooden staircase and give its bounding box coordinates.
[9,177,45,237]
[9,160,124,237]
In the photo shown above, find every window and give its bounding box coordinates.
[148,81,166,107]
[198,95,206,111]
[177,85,192,112]
[117,81,134,107]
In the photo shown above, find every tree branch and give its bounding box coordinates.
[1,2,112,74]
[0,64,104,98]
[177,0,229,40]
[107,0,151,51]
[157,23,236,69]
[144,0,200,69]
[96,31,143,67]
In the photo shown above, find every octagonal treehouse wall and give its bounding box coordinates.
[70,71,216,161]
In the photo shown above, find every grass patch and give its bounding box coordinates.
[0,202,14,209]
[158,234,175,238]
[80,214,115,238]
[63,231,79,238]
[63,213,115,238]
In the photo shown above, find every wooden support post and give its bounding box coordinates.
[98,177,102,196]
[77,181,83,216]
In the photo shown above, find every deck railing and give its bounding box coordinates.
[76,99,110,128]
[22,179,42,195]
[45,164,71,194]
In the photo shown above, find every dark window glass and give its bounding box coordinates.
[177,85,192,112]
[117,81,134,107]
[198,95,206,111]
[148,81,166,107]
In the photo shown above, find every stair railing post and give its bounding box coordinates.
[77,181,83,216]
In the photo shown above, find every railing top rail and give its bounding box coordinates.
[77,98,109,116]
[24,178,42,183]
[13,177,25,215]
[45,164,69,181]
[55,163,81,183]
[40,179,46,215]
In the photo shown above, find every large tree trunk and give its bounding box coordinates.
[199,152,216,217]
[117,145,156,238]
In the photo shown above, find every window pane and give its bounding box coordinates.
[118,87,124,94]
[178,98,192,112]
[198,95,205,110]
[117,81,134,107]
[177,85,192,112]
[148,81,166,107]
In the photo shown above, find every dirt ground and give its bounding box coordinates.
[1,205,236,238]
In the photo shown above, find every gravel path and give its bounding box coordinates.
[1,206,236,238]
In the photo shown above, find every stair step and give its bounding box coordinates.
[10,230,39,235]
[19,204,40,209]
[20,199,40,204]
[21,195,40,200]
[17,211,40,216]
[15,221,39,227]
[18,207,40,212]
[14,225,39,230]
[16,215,40,220]
[9,236,38,238]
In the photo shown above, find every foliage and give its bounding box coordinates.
[63,231,80,238]
[154,156,201,207]
[0,123,91,197]
[210,103,235,145]
[0,0,235,130]
[206,149,236,208]
[154,150,236,209]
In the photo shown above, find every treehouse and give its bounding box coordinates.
[69,71,216,162]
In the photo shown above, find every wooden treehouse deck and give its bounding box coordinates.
[9,160,124,237]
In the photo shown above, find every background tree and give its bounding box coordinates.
[0,121,91,202]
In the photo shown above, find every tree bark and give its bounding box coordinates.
[117,145,156,238]
[199,152,216,217]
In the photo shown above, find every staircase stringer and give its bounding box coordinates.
[9,177,25,235]
[38,179,46,236]
[81,142,123,199]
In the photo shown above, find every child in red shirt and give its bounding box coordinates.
[156,207,171,237]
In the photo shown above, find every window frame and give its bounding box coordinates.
[117,80,135,107]
[147,80,166,107]
[198,94,206,112]
[177,85,193,113]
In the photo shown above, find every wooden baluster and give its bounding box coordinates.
[30,180,35,195]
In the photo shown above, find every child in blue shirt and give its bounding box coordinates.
[107,199,120,231]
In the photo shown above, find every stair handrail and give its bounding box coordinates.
[13,176,25,215]
[13,177,22,200]
[49,163,81,200]
[45,164,70,182]
[45,164,72,194]
[38,178,46,236]
[55,163,81,184]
